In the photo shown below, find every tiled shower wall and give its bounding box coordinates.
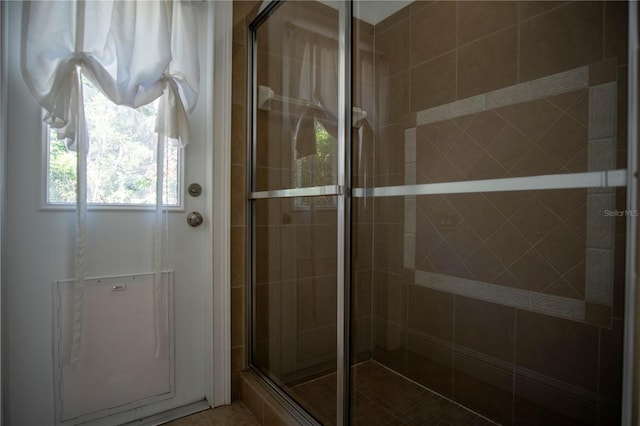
[368,1,629,424]
[231,0,257,401]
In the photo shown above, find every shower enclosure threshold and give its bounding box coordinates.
[290,360,499,425]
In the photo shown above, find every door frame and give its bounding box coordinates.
[210,0,233,408]
[0,2,6,423]
[622,1,639,424]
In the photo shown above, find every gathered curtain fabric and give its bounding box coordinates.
[21,0,199,362]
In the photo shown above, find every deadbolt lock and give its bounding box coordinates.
[188,183,202,197]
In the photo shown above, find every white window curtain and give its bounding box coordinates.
[21,0,199,362]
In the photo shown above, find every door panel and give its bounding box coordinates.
[3,2,212,425]
[249,2,343,425]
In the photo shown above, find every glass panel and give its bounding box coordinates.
[253,197,338,424]
[254,1,340,192]
[351,1,629,425]
[350,187,626,424]
[352,0,628,190]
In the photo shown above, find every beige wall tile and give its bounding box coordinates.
[231,103,246,167]
[485,222,530,267]
[510,248,560,292]
[375,3,411,33]
[455,296,515,362]
[406,332,453,397]
[458,27,518,99]
[519,2,603,82]
[232,287,246,349]
[453,352,514,424]
[537,224,585,275]
[409,1,456,65]
[377,71,411,127]
[231,227,246,289]
[411,52,456,111]
[457,1,517,46]
[297,276,337,331]
[514,374,596,424]
[599,319,624,399]
[374,271,406,324]
[231,166,246,227]
[515,309,599,391]
[516,1,567,22]
[232,42,247,105]
[407,285,454,341]
[231,347,246,400]
[375,18,410,80]
[604,0,628,64]
[590,58,618,86]
[537,114,587,166]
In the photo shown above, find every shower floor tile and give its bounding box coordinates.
[292,360,498,425]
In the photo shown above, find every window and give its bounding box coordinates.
[46,78,181,207]
[294,120,337,208]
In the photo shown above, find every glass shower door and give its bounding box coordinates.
[248,1,349,424]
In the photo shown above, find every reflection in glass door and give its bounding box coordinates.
[247,1,350,424]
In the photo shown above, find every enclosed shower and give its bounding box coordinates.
[245,1,636,424]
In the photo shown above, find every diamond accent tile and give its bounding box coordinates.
[429,240,463,275]
[537,223,585,274]
[464,244,505,282]
[494,98,561,142]
[542,276,584,300]
[510,248,561,292]
[510,196,561,244]
[537,114,588,165]
[485,222,530,267]
[465,110,508,147]
[547,89,584,110]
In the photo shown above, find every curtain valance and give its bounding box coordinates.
[22,0,199,147]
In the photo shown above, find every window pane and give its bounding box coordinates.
[47,79,180,206]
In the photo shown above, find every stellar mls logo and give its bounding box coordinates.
[604,210,640,217]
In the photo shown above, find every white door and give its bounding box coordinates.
[2,2,218,425]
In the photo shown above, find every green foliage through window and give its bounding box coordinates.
[295,121,336,207]
[47,78,180,206]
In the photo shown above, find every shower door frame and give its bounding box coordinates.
[245,0,353,425]
[246,1,640,425]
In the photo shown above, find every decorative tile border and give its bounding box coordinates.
[586,81,617,310]
[403,65,619,324]
[416,66,589,127]
[415,270,586,321]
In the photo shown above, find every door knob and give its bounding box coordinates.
[187,212,204,227]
